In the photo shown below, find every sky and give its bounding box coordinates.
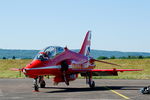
[0,0,150,52]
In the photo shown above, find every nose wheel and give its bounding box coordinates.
[39,76,46,88]
[40,80,46,88]
[33,76,46,92]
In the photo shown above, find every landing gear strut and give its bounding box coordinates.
[140,86,150,94]
[33,78,39,92]
[61,61,69,86]
[86,72,95,88]
[33,76,46,92]
[63,71,69,86]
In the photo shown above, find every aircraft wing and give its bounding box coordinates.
[69,68,142,76]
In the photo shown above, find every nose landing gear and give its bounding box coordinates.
[39,76,46,88]
[33,78,39,92]
[33,76,46,92]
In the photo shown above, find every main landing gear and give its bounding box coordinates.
[140,86,150,94]
[33,78,39,92]
[61,61,69,86]
[86,72,95,88]
[62,71,69,86]
[33,76,46,92]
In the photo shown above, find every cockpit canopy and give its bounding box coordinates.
[35,46,65,61]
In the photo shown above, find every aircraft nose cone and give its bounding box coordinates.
[25,60,43,69]
[22,60,44,78]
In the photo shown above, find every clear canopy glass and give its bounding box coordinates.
[35,46,65,61]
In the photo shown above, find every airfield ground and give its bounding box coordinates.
[0,79,149,100]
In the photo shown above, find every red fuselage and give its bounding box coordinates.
[23,47,95,83]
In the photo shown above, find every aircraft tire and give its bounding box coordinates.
[65,80,69,86]
[89,81,95,88]
[40,80,46,88]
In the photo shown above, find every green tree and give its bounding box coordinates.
[138,55,143,59]
[12,56,16,59]
[110,56,116,59]
[128,56,131,59]
[2,57,6,59]
[97,56,108,60]
[119,56,127,59]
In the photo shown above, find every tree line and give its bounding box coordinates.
[1,56,16,59]
[1,56,32,59]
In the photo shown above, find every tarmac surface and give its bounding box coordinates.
[0,79,149,100]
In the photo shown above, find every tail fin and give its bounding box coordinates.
[79,31,91,56]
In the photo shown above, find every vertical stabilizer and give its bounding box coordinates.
[79,31,91,56]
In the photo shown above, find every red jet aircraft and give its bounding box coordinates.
[13,31,142,92]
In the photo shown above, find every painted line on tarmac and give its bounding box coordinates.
[104,87,130,100]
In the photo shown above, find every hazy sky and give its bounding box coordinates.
[0,0,150,52]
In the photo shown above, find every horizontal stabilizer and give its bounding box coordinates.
[92,59,121,67]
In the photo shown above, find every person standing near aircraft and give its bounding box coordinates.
[141,86,150,94]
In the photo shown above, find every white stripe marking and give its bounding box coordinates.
[26,65,72,70]
[88,31,91,41]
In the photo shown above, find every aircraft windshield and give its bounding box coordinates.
[35,46,65,61]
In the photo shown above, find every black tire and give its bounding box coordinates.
[40,80,46,88]
[89,81,95,88]
[65,81,69,86]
